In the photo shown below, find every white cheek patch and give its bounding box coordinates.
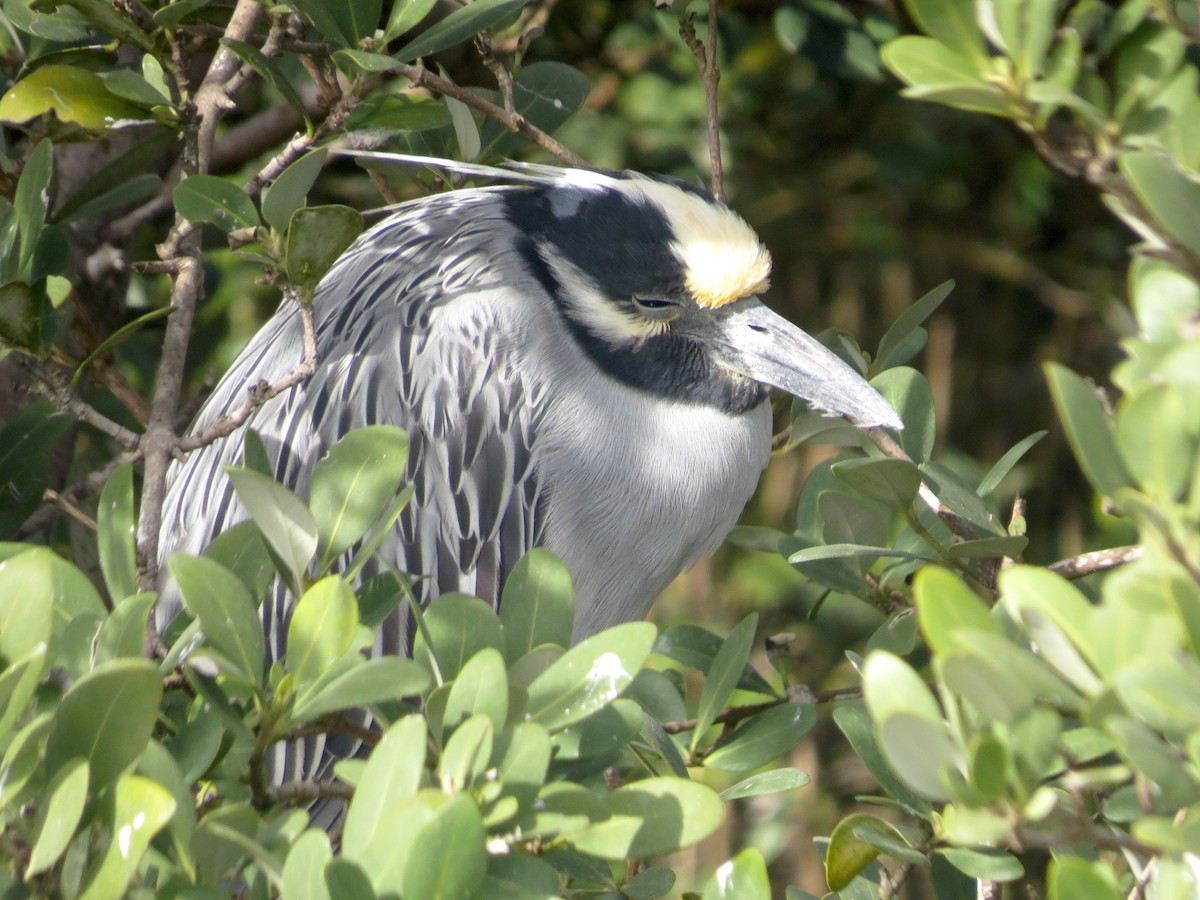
[544,255,666,345]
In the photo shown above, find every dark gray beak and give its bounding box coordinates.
[703,298,903,429]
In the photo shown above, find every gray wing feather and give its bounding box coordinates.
[159,190,548,652]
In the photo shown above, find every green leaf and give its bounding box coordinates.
[443,646,508,732]
[439,713,493,792]
[6,0,91,40]
[262,147,329,233]
[73,306,175,386]
[500,547,574,662]
[832,457,921,510]
[787,543,936,564]
[0,403,75,536]
[525,621,655,731]
[282,830,333,900]
[478,62,592,158]
[169,553,265,683]
[625,866,677,900]
[77,775,175,900]
[1116,384,1195,500]
[0,65,148,129]
[691,613,757,754]
[940,847,1023,881]
[1046,363,1133,498]
[45,659,162,789]
[913,566,997,654]
[869,368,935,462]
[393,0,526,61]
[701,849,769,900]
[999,565,1100,692]
[946,535,1028,559]
[898,0,985,64]
[874,280,953,373]
[827,813,923,890]
[940,652,1034,723]
[173,174,260,233]
[286,204,364,293]
[571,777,725,860]
[704,702,817,773]
[863,651,959,800]
[96,592,156,663]
[978,430,1047,497]
[293,655,430,722]
[0,646,48,746]
[653,624,779,696]
[287,575,359,689]
[13,139,52,279]
[0,547,55,664]
[1046,857,1123,900]
[43,0,155,50]
[343,715,427,860]
[719,767,811,800]
[882,38,1008,116]
[286,0,354,47]
[25,758,89,877]
[324,858,377,899]
[416,593,505,681]
[97,462,138,602]
[221,38,312,127]
[397,793,487,900]
[0,281,41,350]
[204,520,275,599]
[1120,149,1200,258]
[226,465,319,586]
[384,0,438,42]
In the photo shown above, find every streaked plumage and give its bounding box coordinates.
[159,156,899,671]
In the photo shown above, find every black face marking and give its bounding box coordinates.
[505,186,766,415]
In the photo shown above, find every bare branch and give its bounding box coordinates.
[1048,544,1143,579]
[26,359,141,450]
[42,489,98,532]
[678,1,725,201]
[267,780,355,806]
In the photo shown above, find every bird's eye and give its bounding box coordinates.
[632,296,682,322]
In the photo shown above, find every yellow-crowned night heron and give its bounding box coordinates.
[159,156,899,653]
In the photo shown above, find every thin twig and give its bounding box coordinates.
[27,360,141,450]
[17,453,132,537]
[176,297,317,453]
[267,780,355,806]
[42,490,99,532]
[678,2,725,200]
[1048,544,1143,579]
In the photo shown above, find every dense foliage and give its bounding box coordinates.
[0,0,1199,897]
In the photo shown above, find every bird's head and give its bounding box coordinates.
[498,168,903,429]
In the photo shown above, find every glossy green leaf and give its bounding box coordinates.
[343,715,427,859]
[863,651,958,800]
[5,0,92,39]
[416,593,505,681]
[482,852,563,897]
[875,282,953,372]
[1045,362,1133,497]
[282,829,333,900]
[653,624,778,696]
[787,543,936,564]
[819,491,888,558]
[439,713,493,792]
[495,721,552,812]
[831,457,921,509]
[25,757,89,877]
[940,847,1023,882]
[444,647,508,732]
[691,613,757,753]
[978,430,1047,497]
[0,65,148,129]
[899,0,985,63]
[293,655,430,722]
[45,0,155,49]
[870,367,935,461]
[0,645,48,746]
[999,565,1100,691]
[1116,384,1195,499]
[701,849,769,900]
[0,280,40,350]
[827,813,923,890]
[96,592,156,663]
[13,139,52,279]
[478,62,592,158]
[97,462,137,602]
[913,565,997,654]
[919,461,1004,534]
[287,0,353,46]
[226,465,319,586]
[287,205,364,293]
[525,621,655,731]
[173,174,260,233]
[324,858,377,899]
[940,651,1033,723]
[221,38,312,127]
[571,777,724,859]
[624,866,676,899]
[720,767,811,800]
[204,520,274,599]
[73,306,175,386]
[77,775,175,900]
[500,547,574,662]
[552,698,641,766]
[704,702,817,773]
[384,0,438,41]
[45,659,162,789]
[1046,857,1123,900]
[398,793,487,899]
[882,38,1007,116]
[0,404,75,536]
[287,575,359,689]
[262,148,329,233]
[393,0,526,61]
[169,553,265,683]
[0,547,55,664]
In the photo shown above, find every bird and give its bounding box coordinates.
[158,154,901,661]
